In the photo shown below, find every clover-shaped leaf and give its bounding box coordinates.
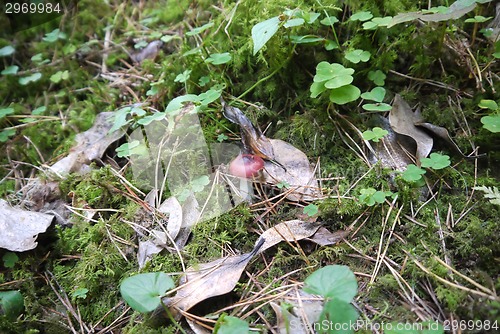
[174,70,191,83]
[402,164,426,182]
[362,127,388,142]
[19,73,42,85]
[358,188,393,206]
[329,85,360,105]
[0,107,15,120]
[206,52,232,65]
[191,175,210,192]
[361,87,386,102]
[186,21,214,36]
[0,45,15,57]
[320,16,339,25]
[368,70,386,86]
[303,204,319,217]
[420,153,450,170]
[464,15,492,23]
[313,62,354,83]
[350,11,373,22]
[481,115,500,133]
[1,65,19,75]
[362,103,392,112]
[478,99,498,111]
[344,49,371,63]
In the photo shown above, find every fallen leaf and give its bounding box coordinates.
[306,227,350,246]
[163,220,320,314]
[49,112,125,176]
[256,220,321,254]
[389,95,433,163]
[263,139,322,201]
[130,40,163,64]
[0,199,53,251]
[158,196,183,239]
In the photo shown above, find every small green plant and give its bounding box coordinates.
[362,127,388,142]
[120,272,174,313]
[213,314,250,334]
[473,186,500,205]
[479,99,500,133]
[420,153,451,170]
[0,290,24,319]
[303,203,319,217]
[2,252,19,268]
[303,265,359,333]
[402,164,427,182]
[361,87,392,111]
[358,188,394,206]
[310,61,360,105]
[71,287,89,300]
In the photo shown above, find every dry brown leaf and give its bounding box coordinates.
[389,95,433,163]
[0,199,53,251]
[307,227,350,246]
[263,139,322,201]
[257,220,321,254]
[49,112,125,176]
[158,196,183,239]
[163,220,320,314]
[163,249,257,313]
[130,40,163,64]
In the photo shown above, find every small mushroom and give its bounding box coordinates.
[229,154,264,178]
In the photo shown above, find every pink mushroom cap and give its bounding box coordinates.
[229,154,265,178]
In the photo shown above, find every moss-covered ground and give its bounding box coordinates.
[0,0,499,333]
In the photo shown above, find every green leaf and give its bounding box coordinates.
[420,153,451,170]
[71,288,89,300]
[350,11,373,22]
[174,69,191,83]
[0,45,15,56]
[303,204,319,217]
[368,70,386,86]
[186,21,214,36]
[116,141,147,158]
[134,40,148,49]
[32,106,47,115]
[0,107,15,119]
[284,18,305,28]
[320,298,359,333]
[1,65,19,75]
[2,252,19,268]
[0,290,24,319]
[165,94,199,113]
[50,70,69,83]
[289,35,324,44]
[146,85,159,96]
[344,49,371,63]
[402,164,426,182]
[205,52,232,65]
[320,16,339,25]
[478,99,498,110]
[324,75,353,89]
[362,103,392,111]
[300,11,321,24]
[304,265,358,302]
[252,16,281,55]
[137,112,166,125]
[324,40,339,50]
[363,16,393,29]
[361,87,386,102]
[198,88,222,105]
[191,175,210,192]
[329,85,361,105]
[362,127,388,142]
[217,133,228,142]
[214,314,250,334]
[0,129,16,142]
[481,115,500,133]
[43,29,67,42]
[464,15,492,23]
[120,272,174,313]
[199,76,210,87]
[310,81,327,98]
[313,62,354,83]
[19,73,42,85]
